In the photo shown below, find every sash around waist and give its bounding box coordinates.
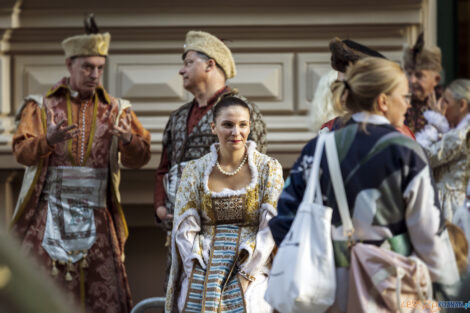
[42,166,108,208]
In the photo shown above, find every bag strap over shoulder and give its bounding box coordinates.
[304,133,327,205]
[325,132,355,239]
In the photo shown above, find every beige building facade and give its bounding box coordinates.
[0,0,436,309]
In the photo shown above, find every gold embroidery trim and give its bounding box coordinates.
[200,226,243,313]
[66,92,74,165]
[211,195,246,224]
[182,263,198,313]
[82,95,98,166]
[10,106,48,228]
[112,184,129,239]
[220,227,244,313]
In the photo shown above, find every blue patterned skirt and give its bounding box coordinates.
[183,224,246,313]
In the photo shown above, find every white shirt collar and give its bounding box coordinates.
[352,112,390,125]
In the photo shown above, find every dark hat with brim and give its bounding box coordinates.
[329,37,386,73]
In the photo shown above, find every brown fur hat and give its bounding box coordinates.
[403,32,442,72]
[61,14,110,58]
[62,33,110,58]
[184,30,236,79]
[329,37,386,73]
[403,46,442,72]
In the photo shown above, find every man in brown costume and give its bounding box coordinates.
[154,30,267,228]
[404,33,443,133]
[10,16,150,313]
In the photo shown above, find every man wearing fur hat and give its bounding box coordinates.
[154,30,266,228]
[404,33,443,133]
[11,16,150,313]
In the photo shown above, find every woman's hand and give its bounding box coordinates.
[428,90,446,114]
[156,206,173,222]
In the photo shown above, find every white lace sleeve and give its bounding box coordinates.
[415,110,449,147]
[422,127,470,168]
[175,215,206,277]
[172,161,205,275]
[239,158,284,276]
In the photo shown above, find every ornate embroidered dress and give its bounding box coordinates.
[269,113,460,313]
[11,78,151,313]
[165,141,283,313]
[416,111,470,221]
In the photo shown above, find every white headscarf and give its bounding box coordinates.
[309,70,340,132]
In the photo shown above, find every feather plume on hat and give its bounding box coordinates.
[84,13,100,34]
[412,32,424,67]
[403,32,442,72]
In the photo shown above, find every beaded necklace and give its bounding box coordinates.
[216,146,248,176]
[66,92,98,166]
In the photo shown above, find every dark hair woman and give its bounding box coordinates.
[165,96,284,313]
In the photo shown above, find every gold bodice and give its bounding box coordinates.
[200,187,260,227]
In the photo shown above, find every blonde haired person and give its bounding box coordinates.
[319,38,415,139]
[269,57,459,312]
[165,96,283,313]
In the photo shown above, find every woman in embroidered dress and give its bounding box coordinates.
[269,57,460,312]
[415,79,470,222]
[165,96,284,313]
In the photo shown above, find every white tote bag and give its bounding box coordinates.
[265,133,336,313]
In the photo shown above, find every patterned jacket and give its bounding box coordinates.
[269,113,460,312]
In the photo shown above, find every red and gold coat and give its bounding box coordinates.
[11,77,150,313]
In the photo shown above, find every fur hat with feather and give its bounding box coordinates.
[403,32,442,72]
[61,14,110,58]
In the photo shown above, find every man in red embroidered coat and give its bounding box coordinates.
[10,17,150,313]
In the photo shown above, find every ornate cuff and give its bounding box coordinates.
[238,269,256,282]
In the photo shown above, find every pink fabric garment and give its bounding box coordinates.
[347,243,434,313]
